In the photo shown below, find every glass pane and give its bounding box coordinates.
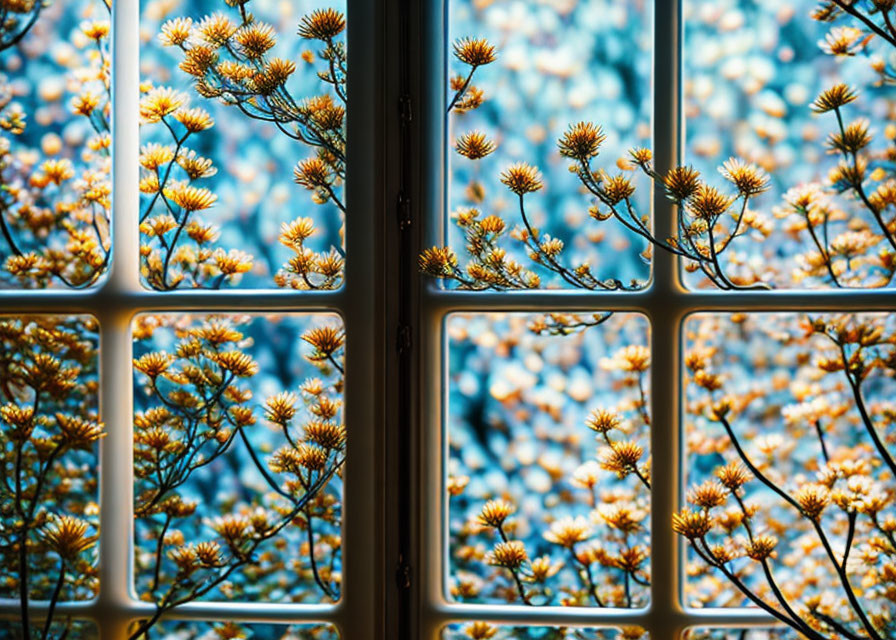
[132,313,344,607]
[138,622,339,640]
[432,1,653,291]
[682,1,895,289]
[2,621,97,640]
[0,316,101,608]
[446,312,650,607]
[0,0,112,288]
[443,625,647,640]
[685,631,796,640]
[138,0,346,290]
[681,313,895,631]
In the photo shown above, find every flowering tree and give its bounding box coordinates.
[0,0,111,288]
[424,3,896,640]
[138,5,347,290]
[130,315,345,638]
[1,0,347,291]
[422,2,895,291]
[447,314,651,609]
[2,1,351,636]
[678,312,895,638]
[0,316,102,639]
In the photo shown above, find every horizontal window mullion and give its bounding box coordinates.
[2,601,783,630]
[421,603,778,627]
[421,287,896,314]
[0,290,347,314]
[14,286,894,316]
[126,601,339,621]
[420,287,655,312]
[424,603,650,627]
[0,601,340,624]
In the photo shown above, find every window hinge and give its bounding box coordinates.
[395,554,412,590]
[396,324,412,354]
[396,191,411,230]
[398,94,413,125]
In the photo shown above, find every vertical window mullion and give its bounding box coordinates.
[96,0,142,634]
[339,0,386,637]
[649,0,684,638]
[95,310,135,635]
[417,0,447,636]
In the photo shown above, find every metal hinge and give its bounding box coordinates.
[395,554,412,590]
[396,324,412,353]
[396,191,411,230]
[398,94,413,125]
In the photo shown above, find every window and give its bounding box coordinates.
[417,1,894,640]
[2,0,895,639]
[1,0,380,637]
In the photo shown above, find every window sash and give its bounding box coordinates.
[0,0,384,636]
[414,0,895,638]
[1,0,894,638]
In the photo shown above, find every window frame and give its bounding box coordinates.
[412,1,896,638]
[0,0,387,636]
[1,0,895,638]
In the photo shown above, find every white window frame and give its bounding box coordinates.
[0,0,386,637]
[412,1,896,639]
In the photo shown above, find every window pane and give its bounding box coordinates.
[436,1,653,291]
[138,0,346,290]
[682,313,894,627]
[685,631,795,640]
[2,621,97,639]
[0,0,111,289]
[682,1,894,289]
[443,625,647,640]
[132,313,344,605]
[139,622,339,639]
[446,312,650,607]
[0,316,101,607]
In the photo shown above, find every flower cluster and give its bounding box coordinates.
[425,1,896,291]
[680,313,895,639]
[130,314,344,638]
[137,85,252,290]
[447,314,651,608]
[139,1,347,290]
[775,80,896,287]
[276,217,344,290]
[0,0,43,51]
[3,0,349,292]
[527,313,613,337]
[0,0,111,288]
[0,316,102,639]
[430,4,896,632]
[420,207,540,290]
[448,37,496,114]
